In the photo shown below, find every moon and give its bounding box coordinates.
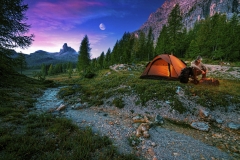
[99,23,106,30]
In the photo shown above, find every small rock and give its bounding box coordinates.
[109,121,114,125]
[155,115,164,125]
[151,142,157,147]
[212,133,222,138]
[143,131,150,138]
[173,152,180,156]
[142,145,146,150]
[148,148,155,156]
[56,104,66,111]
[72,103,83,110]
[199,109,209,119]
[165,100,171,104]
[215,119,224,124]
[217,144,226,150]
[153,156,158,160]
[133,115,144,121]
[191,122,209,131]
[227,122,240,130]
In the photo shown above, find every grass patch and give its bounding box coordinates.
[0,71,140,159]
[50,65,240,113]
[1,113,138,160]
[185,79,240,110]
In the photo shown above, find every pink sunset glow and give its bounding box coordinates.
[16,0,165,58]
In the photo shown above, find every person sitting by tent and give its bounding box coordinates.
[191,56,207,82]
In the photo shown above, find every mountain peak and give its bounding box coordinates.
[59,43,76,54]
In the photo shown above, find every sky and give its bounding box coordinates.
[16,0,165,58]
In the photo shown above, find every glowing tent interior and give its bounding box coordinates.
[140,54,187,79]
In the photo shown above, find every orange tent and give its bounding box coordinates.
[140,54,186,79]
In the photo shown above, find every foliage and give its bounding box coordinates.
[78,35,91,75]
[0,0,34,49]
[146,27,155,60]
[112,97,125,109]
[186,40,200,58]
[0,0,34,75]
[15,52,27,74]
[84,70,96,79]
[155,25,170,54]
[166,3,183,56]
[67,62,73,78]
[127,135,141,147]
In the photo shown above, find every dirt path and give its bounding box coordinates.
[35,87,234,160]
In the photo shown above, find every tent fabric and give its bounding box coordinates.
[140,54,186,79]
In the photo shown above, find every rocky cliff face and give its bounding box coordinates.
[137,0,240,42]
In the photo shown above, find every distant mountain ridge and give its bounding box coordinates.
[25,43,78,67]
[136,0,240,42]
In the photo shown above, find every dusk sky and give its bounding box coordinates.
[17,0,165,58]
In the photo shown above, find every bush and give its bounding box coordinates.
[84,71,96,79]
[112,97,124,109]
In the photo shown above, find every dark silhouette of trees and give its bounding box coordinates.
[15,52,27,74]
[0,0,34,73]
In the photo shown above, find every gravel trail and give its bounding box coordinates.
[34,87,233,160]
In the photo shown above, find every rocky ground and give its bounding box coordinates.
[35,64,240,160]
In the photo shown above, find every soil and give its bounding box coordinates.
[34,64,240,160]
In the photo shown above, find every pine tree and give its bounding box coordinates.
[186,40,200,58]
[48,64,53,76]
[133,31,146,61]
[155,25,170,55]
[67,62,73,78]
[15,52,27,74]
[0,0,34,73]
[146,27,154,60]
[166,3,183,56]
[226,13,240,61]
[41,64,47,78]
[78,35,91,74]
[111,41,119,64]
[104,48,111,68]
[196,17,212,56]
[98,52,105,69]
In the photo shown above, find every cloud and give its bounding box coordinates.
[26,0,131,32]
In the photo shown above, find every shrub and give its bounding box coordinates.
[112,97,124,109]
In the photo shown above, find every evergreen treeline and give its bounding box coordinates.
[81,4,240,74]
[35,62,75,79]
